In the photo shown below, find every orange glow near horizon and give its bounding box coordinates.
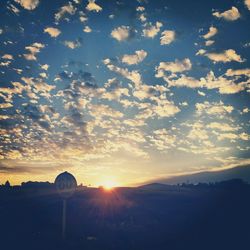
[101,179,119,191]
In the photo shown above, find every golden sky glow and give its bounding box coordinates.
[0,0,250,186]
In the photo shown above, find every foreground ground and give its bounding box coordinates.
[0,180,250,250]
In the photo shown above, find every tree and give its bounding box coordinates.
[5,180,11,187]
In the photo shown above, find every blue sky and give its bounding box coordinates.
[0,0,250,186]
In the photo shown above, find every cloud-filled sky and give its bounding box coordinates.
[0,0,250,186]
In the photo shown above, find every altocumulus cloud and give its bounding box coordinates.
[44,27,61,37]
[121,50,147,65]
[213,6,241,21]
[15,0,39,10]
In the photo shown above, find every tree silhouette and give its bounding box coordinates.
[4,180,10,187]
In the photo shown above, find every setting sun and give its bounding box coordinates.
[101,179,119,191]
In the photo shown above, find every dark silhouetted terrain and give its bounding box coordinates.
[149,164,250,185]
[0,179,250,250]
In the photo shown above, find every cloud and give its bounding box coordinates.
[205,40,214,46]
[15,0,39,10]
[23,42,45,61]
[160,30,175,45]
[155,58,192,77]
[198,90,206,96]
[225,68,250,77]
[41,64,49,70]
[217,132,249,141]
[203,49,244,63]
[86,0,102,12]
[101,78,129,100]
[245,0,250,10]
[149,129,176,150]
[55,2,76,21]
[0,163,26,173]
[121,50,147,65]
[142,22,162,38]
[104,60,142,87]
[123,118,145,127]
[136,98,180,119]
[44,27,61,37]
[64,38,82,49]
[196,101,234,116]
[83,26,92,33]
[21,77,55,99]
[164,70,247,94]
[213,6,240,21]
[2,54,13,60]
[136,6,145,12]
[203,26,217,39]
[207,122,239,132]
[111,26,133,41]
[132,84,168,100]
[7,4,20,14]
[89,104,124,118]
[0,103,13,109]
[187,122,209,141]
[79,11,88,22]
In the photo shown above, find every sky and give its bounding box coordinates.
[0,0,250,187]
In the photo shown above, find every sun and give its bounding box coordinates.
[101,179,118,191]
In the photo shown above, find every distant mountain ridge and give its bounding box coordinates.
[149,164,250,185]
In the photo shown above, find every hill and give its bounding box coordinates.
[151,164,250,185]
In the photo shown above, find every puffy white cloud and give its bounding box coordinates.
[164,70,248,94]
[196,101,234,116]
[89,104,124,118]
[136,6,145,12]
[217,132,249,141]
[55,3,76,21]
[2,54,13,60]
[104,61,142,87]
[205,40,214,46]
[245,0,250,10]
[83,26,92,33]
[139,13,147,23]
[121,50,147,65]
[207,122,238,132]
[196,49,206,55]
[187,122,209,141]
[225,68,250,77]
[155,58,192,77]
[64,39,82,49]
[166,75,202,88]
[203,49,244,63]
[0,103,13,109]
[142,22,162,38]
[201,71,246,94]
[123,118,145,127]
[136,98,180,119]
[15,0,39,10]
[132,84,168,100]
[111,26,132,41]
[101,78,129,100]
[213,6,240,21]
[160,30,175,45]
[198,90,206,96]
[79,11,88,22]
[86,0,102,12]
[203,26,217,39]
[23,42,45,61]
[44,27,61,37]
[40,64,49,71]
[149,129,176,150]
